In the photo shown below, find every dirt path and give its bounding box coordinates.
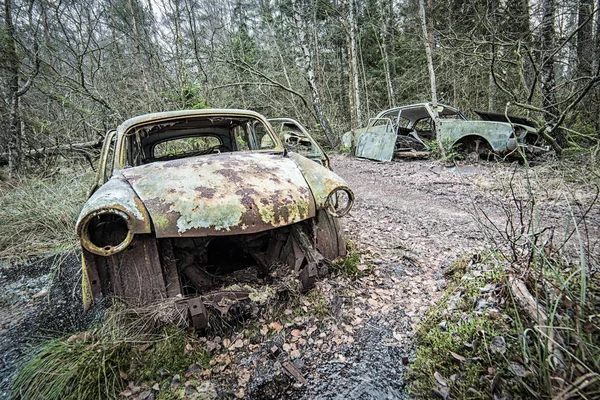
[283,156,502,399]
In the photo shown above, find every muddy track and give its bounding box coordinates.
[4,155,589,399]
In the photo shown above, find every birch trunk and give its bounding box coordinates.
[347,0,361,127]
[379,0,394,107]
[4,0,22,173]
[418,0,444,158]
[293,0,338,149]
[540,0,565,152]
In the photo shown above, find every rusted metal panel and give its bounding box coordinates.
[439,120,514,152]
[314,210,346,260]
[158,239,182,298]
[354,124,396,162]
[76,177,152,236]
[287,152,353,209]
[121,152,316,238]
[108,234,167,306]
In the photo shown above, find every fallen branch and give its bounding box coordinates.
[0,140,102,165]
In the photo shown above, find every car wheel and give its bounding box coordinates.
[315,209,346,260]
[461,138,495,162]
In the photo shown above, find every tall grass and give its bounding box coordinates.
[0,170,93,262]
[471,153,600,397]
[12,301,209,400]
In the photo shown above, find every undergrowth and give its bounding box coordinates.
[331,240,371,278]
[11,302,209,400]
[410,150,600,398]
[0,169,93,262]
[425,139,464,162]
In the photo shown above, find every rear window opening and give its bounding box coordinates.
[124,115,280,166]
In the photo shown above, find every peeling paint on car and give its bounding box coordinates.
[121,152,316,237]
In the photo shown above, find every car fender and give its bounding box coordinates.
[288,152,354,210]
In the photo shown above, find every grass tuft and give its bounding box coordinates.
[11,301,209,400]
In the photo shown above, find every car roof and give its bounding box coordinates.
[375,103,462,122]
[117,109,270,134]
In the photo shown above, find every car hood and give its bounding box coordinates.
[121,152,316,237]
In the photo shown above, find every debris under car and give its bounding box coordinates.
[76,109,353,329]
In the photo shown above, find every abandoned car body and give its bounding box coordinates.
[342,103,546,162]
[76,109,353,328]
[268,117,331,169]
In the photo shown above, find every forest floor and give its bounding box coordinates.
[2,154,598,399]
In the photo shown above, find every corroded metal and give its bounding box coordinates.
[267,117,331,169]
[355,124,396,162]
[78,109,352,327]
[288,152,354,212]
[121,152,316,237]
[343,102,545,161]
[113,109,285,168]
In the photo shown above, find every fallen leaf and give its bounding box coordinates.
[490,336,506,355]
[434,371,448,387]
[152,383,160,391]
[449,351,466,362]
[291,329,302,337]
[269,322,283,332]
[508,361,529,377]
[184,343,193,355]
[32,289,48,298]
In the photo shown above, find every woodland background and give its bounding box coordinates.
[2,0,600,172]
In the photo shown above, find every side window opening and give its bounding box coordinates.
[103,132,116,183]
[232,125,250,151]
[252,121,276,149]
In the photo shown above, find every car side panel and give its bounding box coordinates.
[439,120,513,151]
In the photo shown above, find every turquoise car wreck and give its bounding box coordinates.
[342,103,547,162]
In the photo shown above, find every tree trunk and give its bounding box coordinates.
[419,0,445,158]
[540,0,565,152]
[293,0,338,149]
[4,0,22,173]
[347,0,361,127]
[379,0,394,108]
[487,0,499,111]
[577,0,593,78]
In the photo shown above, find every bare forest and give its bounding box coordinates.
[1,0,600,169]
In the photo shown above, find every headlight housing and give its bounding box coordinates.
[80,209,133,256]
[326,187,354,217]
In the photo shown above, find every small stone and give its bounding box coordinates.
[490,336,506,355]
[170,374,181,388]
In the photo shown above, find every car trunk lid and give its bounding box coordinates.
[121,152,316,237]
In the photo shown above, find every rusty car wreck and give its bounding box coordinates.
[76,109,353,328]
[342,103,548,162]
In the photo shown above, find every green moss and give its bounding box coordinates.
[409,258,530,399]
[305,288,331,319]
[133,327,210,382]
[332,241,369,279]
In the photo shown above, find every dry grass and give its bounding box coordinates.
[0,169,93,262]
